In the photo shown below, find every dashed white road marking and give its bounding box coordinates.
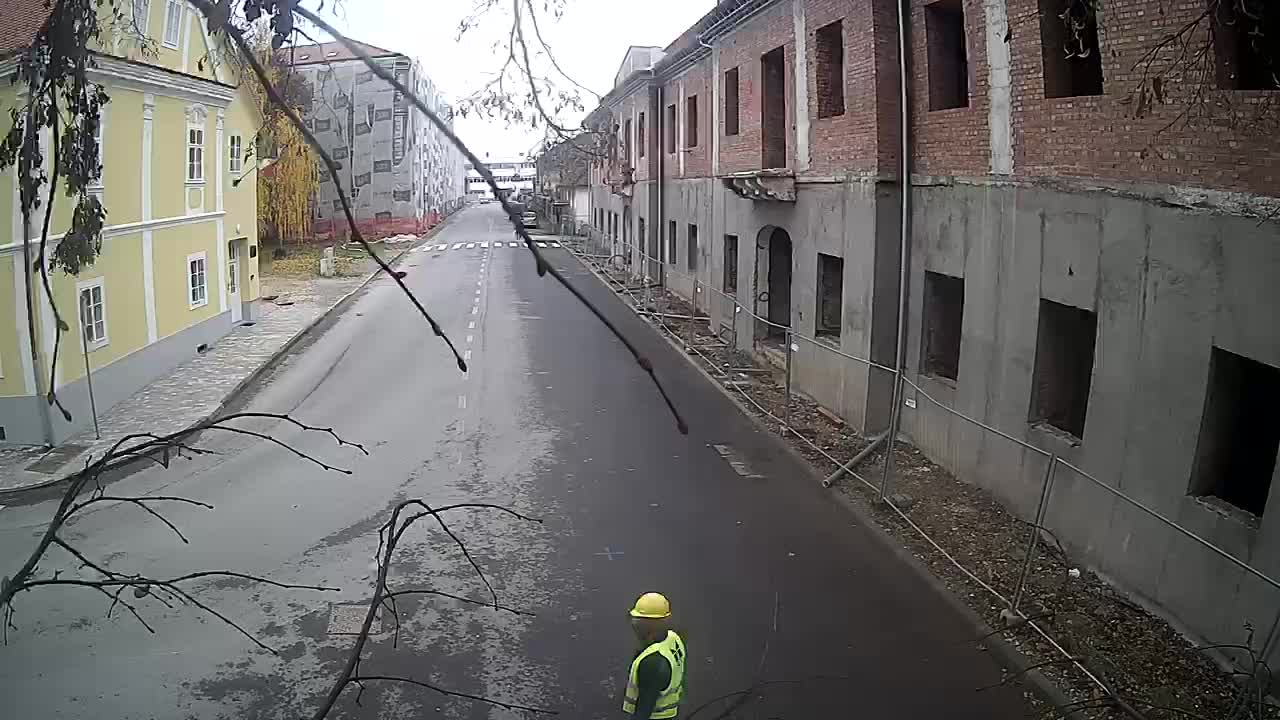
[458,395,467,409]
[480,242,489,248]
[468,321,476,329]
[466,334,474,343]
[452,243,464,249]
[551,242,561,247]
[472,306,479,315]
[509,242,519,247]
[436,244,447,251]
[466,243,476,249]
[463,349,472,361]
[537,242,548,248]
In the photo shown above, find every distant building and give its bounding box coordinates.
[536,135,592,226]
[286,39,465,237]
[465,157,537,200]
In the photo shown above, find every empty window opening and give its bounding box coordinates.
[926,0,970,110]
[922,271,964,381]
[624,118,633,165]
[724,67,740,136]
[1189,347,1280,518]
[639,112,646,158]
[761,46,787,168]
[686,95,699,148]
[687,224,699,271]
[817,253,843,338]
[1216,1,1280,90]
[666,103,677,154]
[723,234,739,295]
[815,20,846,118]
[1039,0,1104,98]
[1029,299,1097,439]
[667,220,677,264]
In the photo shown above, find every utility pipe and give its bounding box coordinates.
[823,431,889,488]
[878,0,914,500]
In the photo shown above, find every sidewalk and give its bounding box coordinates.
[0,266,375,495]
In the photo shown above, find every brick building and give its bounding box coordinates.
[586,0,1280,667]
[288,40,465,237]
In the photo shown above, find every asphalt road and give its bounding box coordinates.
[0,205,1029,719]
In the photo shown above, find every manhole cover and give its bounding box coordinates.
[326,603,384,635]
[26,444,89,474]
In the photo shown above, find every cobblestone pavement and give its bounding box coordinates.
[0,272,371,494]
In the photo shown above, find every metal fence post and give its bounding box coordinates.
[730,302,739,353]
[1012,454,1058,613]
[784,330,794,433]
[878,371,905,502]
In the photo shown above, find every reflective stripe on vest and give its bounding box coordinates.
[622,630,686,718]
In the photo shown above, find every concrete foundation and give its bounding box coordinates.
[588,174,1280,668]
[1,310,233,446]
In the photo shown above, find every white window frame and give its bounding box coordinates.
[77,277,109,351]
[187,124,205,183]
[89,107,106,192]
[187,252,208,309]
[162,0,182,48]
[132,0,151,36]
[228,133,243,174]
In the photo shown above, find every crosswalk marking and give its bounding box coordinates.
[408,240,568,256]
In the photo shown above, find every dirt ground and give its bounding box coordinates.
[259,238,414,279]
[575,248,1278,720]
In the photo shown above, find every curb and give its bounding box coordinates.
[0,213,464,501]
[562,242,1083,719]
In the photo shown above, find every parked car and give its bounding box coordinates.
[521,211,538,228]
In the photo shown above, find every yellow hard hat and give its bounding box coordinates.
[630,592,672,619]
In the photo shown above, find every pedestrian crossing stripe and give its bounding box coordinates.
[412,241,567,253]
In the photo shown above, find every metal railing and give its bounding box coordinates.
[562,225,1280,716]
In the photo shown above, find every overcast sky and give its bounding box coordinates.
[322,1,713,161]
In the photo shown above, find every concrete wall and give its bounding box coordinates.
[899,181,1280,664]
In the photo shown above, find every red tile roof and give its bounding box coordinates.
[282,39,399,67]
[0,0,51,56]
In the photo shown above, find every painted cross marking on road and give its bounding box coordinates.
[594,547,625,561]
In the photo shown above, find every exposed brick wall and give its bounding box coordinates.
[910,0,991,177]
[717,2,797,175]
[585,0,1279,200]
[1010,0,1279,195]
[806,0,894,175]
[662,60,713,179]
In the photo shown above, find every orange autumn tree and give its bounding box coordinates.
[246,33,318,247]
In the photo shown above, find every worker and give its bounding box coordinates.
[622,592,687,718]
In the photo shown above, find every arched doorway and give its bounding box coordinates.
[754,226,793,340]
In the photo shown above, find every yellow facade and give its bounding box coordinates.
[0,5,262,444]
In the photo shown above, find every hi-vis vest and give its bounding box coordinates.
[623,630,686,718]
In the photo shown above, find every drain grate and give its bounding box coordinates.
[26,443,89,474]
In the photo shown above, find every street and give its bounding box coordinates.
[0,205,1028,719]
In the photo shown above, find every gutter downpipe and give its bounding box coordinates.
[878,0,913,501]
[657,81,666,287]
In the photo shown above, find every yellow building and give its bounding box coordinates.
[0,0,261,445]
